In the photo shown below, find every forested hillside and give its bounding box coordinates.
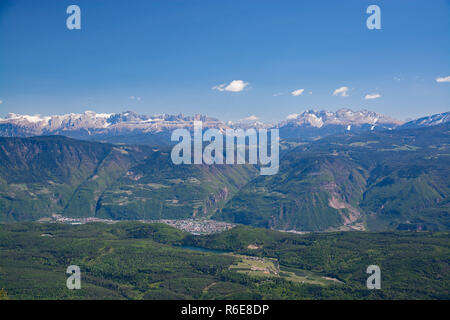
[215,124,450,231]
[0,136,257,221]
[0,222,448,299]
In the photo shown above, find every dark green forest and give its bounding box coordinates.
[0,222,448,300]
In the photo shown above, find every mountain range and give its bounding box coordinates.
[2,109,447,144]
[0,109,448,232]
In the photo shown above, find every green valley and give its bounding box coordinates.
[0,222,448,299]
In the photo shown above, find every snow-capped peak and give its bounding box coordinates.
[280,108,402,128]
[401,112,450,129]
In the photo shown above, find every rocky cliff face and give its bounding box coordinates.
[0,111,228,137]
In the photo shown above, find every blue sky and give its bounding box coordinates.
[0,0,449,122]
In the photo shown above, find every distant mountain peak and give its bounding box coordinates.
[280,108,403,129]
[401,112,450,129]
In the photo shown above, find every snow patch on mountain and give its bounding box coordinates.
[279,108,402,129]
[401,112,450,128]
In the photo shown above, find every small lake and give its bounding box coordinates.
[179,245,229,255]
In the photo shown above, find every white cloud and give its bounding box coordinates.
[213,80,249,92]
[291,89,305,96]
[241,115,259,121]
[436,76,450,83]
[365,93,381,100]
[286,113,299,120]
[332,86,349,97]
[129,96,141,101]
[273,93,283,97]
[0,100,2,104]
